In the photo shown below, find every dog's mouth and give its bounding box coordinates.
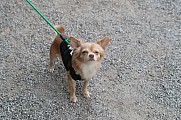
[88,58,95,61]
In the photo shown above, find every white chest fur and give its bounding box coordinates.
[81,62,101,80]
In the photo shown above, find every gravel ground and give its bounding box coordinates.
[1,0,181,119]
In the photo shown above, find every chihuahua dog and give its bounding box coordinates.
[49,25,110,102]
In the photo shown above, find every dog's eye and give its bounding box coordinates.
[94,51,99,54]
[82,51,88,54]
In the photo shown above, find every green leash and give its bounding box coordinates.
[25,0,70,44]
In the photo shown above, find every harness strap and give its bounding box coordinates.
[60,40,82,80]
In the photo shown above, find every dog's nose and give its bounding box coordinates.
[89,54,94,58]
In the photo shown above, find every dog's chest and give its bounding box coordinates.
[81,63,100,80]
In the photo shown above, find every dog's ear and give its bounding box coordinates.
[97,36,110,50]
[70,36,82,48]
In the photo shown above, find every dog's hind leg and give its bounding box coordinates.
[48,38,61,73]
[49,53,60,73]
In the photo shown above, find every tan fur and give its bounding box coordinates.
[49,25,110,102]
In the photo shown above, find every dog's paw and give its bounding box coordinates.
[83,91,90,98]
[70,96,77,103]
[48,66,54,73]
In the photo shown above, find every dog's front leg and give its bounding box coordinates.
[67,73,77,102]
[82,80,90,98]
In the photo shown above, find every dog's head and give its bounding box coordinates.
[70,36,110,63]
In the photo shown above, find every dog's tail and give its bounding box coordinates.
[54,25,65,34]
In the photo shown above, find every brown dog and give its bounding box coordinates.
[49,25,110,102]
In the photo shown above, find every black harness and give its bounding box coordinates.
[59,36,82,80]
